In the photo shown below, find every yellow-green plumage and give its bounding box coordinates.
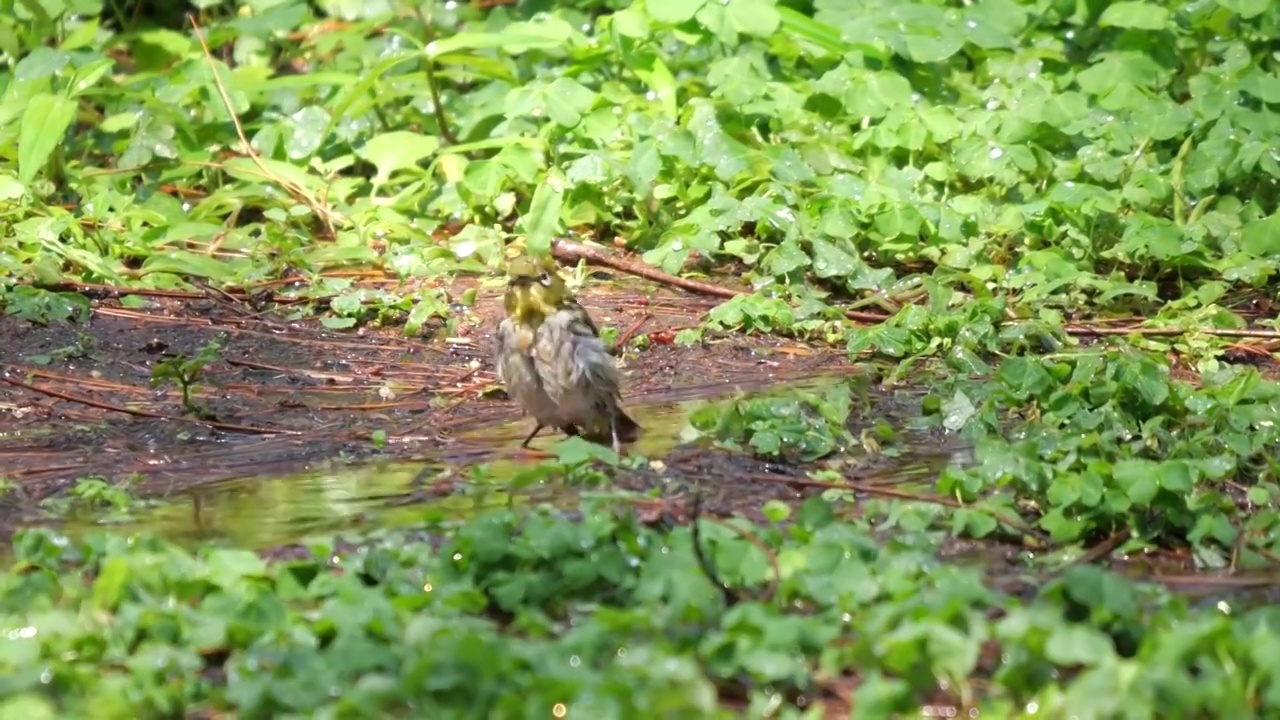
[495,255,641,452]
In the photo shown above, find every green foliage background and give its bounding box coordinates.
[2,0,1280,716]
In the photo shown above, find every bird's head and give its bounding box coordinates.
[503,254,569,323]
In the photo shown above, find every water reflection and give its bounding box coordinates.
[49,374,893,549]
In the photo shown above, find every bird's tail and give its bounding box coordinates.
[614,408,642,444]
[582,406,642,447]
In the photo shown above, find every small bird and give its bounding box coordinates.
[495,254,641,453]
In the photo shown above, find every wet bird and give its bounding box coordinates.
[495,254,641,453]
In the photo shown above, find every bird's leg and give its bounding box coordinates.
[610,413,621,454]
[521,422,545,448]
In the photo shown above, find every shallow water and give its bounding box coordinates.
[40,372,950,550]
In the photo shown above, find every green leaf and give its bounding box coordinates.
[761,500,791,523]
[1045,625,1115,665]
[18,93,76,184]
[649,0,708,24]
[1215,0,1270,19]
[845,70,914,118]
[1114,459,1158,504]
[360,131,441,186]
[0,695,57,720]
[519,172,565,255]
[902,27,965,63]
[1156,460,1195,493]
[544,77,597,127]
[1240,214,1280,257]
[1098,2,1171,29]
[726,0,780,37]
[321,316,357,329]
[764,239,810,275]
[611,6,650,37]
[91,556,130,611]
[554,435,618,466]
[809,237,858,278]
[221,157,325,194]
[141,252,235,281]
[284,105,331,160]
[425,18,574,58]
[202,548,268,588]
[14,46,68,82]
[941,391,976,431]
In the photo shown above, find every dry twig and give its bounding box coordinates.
[188,14,347,235]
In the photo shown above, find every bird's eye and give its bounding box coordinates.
[539,272,552,286]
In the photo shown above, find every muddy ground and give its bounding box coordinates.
[0,270,860,501]
[5,268,1279,604]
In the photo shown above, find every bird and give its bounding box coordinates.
[494,254,641,453]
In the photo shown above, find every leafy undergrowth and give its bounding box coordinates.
[4,499,1280,718]
[0,0,1276,356]
[6,350,1280,715]
[697,349,1280,568]
[3,0,1280,716]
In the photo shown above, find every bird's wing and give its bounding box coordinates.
[494,318,514,384]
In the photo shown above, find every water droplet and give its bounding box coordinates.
[966,20,977,29]
[989,146,1004,160]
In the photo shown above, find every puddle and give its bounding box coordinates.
[52,459,530,550]
[23,372,949,550]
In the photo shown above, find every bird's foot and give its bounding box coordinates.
[513,446,554,462]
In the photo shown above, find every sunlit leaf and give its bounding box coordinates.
[18,93,76,184]
[360,131,441,186]
[519,171,565,255]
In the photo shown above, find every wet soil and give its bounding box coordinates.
[0,272,860,513]
[4,271,1278,606]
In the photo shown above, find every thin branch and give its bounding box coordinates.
[424,61,459,146]
[553,238,922,325]
[187,14,346,236]
[612,313,651,350]
[688,491,738,607]
[411,3,459,146]
[1,367,299,436]
[553,239,1280,342]
[553,238,746,299]
[1071,528,1131,566]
